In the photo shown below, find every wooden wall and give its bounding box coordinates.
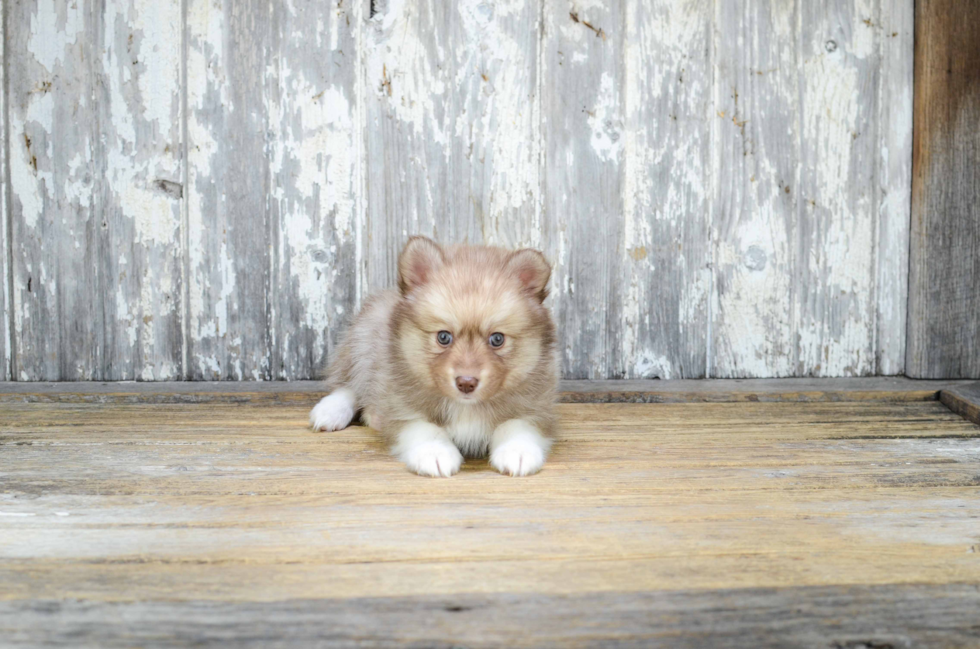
[907,0,980,379]
[2,0,920,381]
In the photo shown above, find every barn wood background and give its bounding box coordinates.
[0,0,926,381]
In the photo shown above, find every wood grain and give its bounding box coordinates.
[542,0,625,380]
[621,0,711,379]
[1,400,979,644]
[1,0,9,382]
[269,0,358,379]
[100,0,184,381]
[363,0,542,291]
[184,0,275,380]
[1,377,972,404]
[711,0,801,378]
[0,0,918,380]
[875,0,913,376]
[6,1,184,381]
[8,0,107,380]
[796,0,878,377]
[3,584,980,648]
[907,0,980,379]
[941,382,980,427]
[1,402,978,600]
[711,0,906,378]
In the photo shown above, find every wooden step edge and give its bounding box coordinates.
[0,378,973,405]
[939,382,980,426]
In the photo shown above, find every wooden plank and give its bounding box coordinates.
[100,0,184,380]
[710,0,800,378]
[875,0,913,375]
[361,0,541,291]
[1,377,975,404]
[0,401,978,609]
[795,0,879,377]
[185,0,275,380]
[543,0,625,379]
[0,0,9,382]
[7,0,106,380]
[556,377,970,403]
[269,0,358,379]
[2,584,979,648]
[907,0,980,379]
[6,0,183,381]
[712,0,901,379]
[621,0,711,379]
[940,382,980,427]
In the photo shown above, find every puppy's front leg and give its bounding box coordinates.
[490,419,552,477]
[392,420,464,478]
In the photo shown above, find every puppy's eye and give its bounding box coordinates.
[437,331,453,346]
[488,332,505,348]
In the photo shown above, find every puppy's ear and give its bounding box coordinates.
[398,236,445,294]
[507,249,551,302]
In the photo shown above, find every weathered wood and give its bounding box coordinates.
[184,0,275,380]
[1,0,919,382]
[875,0,913,375]
[796,0,879,377]
[907,0,980,379]
[0,400,978,638]
[1,377,973,404]
[1,0,9,382]
[8,0,106,380]
[557,377,970,403]
[100,0,184,380]
[620,0,711,379]
[3,584,980,649]
[269,0,358,379]
[361,0,541,291]
[6,1,184,381]
[712,0,901,378]
[542,0,624,380]
[710,0,801,377]
[940,382,980,427]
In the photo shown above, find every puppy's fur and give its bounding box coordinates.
[309,237,558,477]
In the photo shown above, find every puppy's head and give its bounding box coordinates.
[395,236,553,403]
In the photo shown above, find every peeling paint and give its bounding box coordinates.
[3,0,915,381]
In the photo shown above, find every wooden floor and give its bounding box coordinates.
[2,392,980,647]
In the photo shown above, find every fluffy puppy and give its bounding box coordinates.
[309,236,558,477]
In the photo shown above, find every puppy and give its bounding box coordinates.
[309,236,558,477]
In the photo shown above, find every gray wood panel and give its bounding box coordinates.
[795,0,879,376]
[8,0,107,380]
[907,0,980,379]
[1,377,973,404]
[621,0,711,379]
[711,0,801,378]
[6,0,183,381]
[1,0,918,381]
[1,0,9,382]
[185,0,275,380]
[3,584,980,648]
[712,0,904,378]
[875,0,913,375]
[269,0,359,379]
[362,0,542,292]
[100,0,184,380]
[543,0,626,379]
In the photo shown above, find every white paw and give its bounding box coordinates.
[490,420,550,477]
[400,439,463,478]
[309,389,356,432]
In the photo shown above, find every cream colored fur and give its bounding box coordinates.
[310,237,558,477]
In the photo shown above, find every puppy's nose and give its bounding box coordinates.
[455,376,479,394]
